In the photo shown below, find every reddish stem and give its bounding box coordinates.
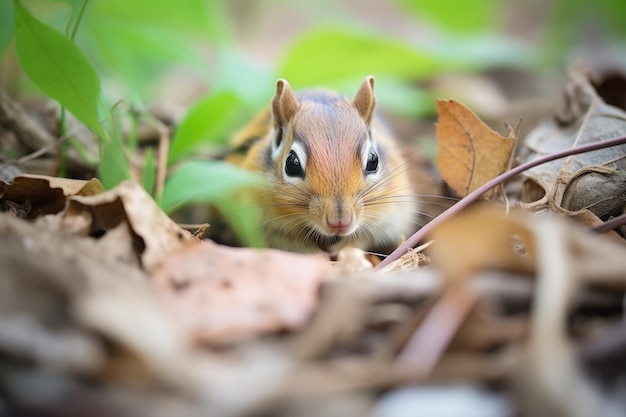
[592,212,626,234]
[395,284,478,379]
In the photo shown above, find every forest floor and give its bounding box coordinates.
[1,1,626,416]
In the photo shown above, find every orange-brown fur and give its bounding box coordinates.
[226,76,418,254]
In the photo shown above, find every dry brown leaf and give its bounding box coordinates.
[520,70,626,224]
[0,177,189,275]
[429,205,626,289]
[0,174,104,218]
[428,206,535,281]
[152,240,332,345]
[64,181,196,272]
[435,99,517,198]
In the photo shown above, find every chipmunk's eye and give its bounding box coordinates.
[285,150,304,178]
[365,151,379,174]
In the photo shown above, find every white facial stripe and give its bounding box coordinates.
[361,143,371,166]
[361,130,376,164]
[271,130,284,161]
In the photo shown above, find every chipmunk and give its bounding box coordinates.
[225,76,418,255]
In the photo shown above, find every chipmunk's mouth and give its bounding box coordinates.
[314,234,343,253]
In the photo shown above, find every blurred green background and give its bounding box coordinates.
[4,0,625,115]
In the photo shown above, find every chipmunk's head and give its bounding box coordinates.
[262,76,415,254]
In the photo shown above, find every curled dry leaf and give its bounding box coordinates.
[64,181,197,272]
[435,99,518,199]
[0,174,104,218]
[152,240,332,345]
[0,176,195,275]
[520,69,626,224]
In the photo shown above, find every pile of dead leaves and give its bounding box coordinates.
[0,70,625,417]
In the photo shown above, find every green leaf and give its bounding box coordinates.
[52,0,82,6]
[0,1,14,56]
[425,34,536,70]
[68,137,99,166]
[215,196,266,248]
[142,148,156,196]
[98,128,130,189]
[88,0,228,41]
[169,91,250,164]
[13,0,105,138]
[278,27,443,88]
[396,0,499,34]
[160,160,262,213]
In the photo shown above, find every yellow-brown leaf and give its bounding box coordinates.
[435,99,517,198]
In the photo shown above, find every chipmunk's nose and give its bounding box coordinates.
[321,197,357,236]
[325,208,355,235]
[327,217,352,232]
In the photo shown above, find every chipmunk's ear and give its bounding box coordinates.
[271,79,299,149]
[353,76,376,125]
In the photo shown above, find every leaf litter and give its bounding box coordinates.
[520,69,626,227]
[1,70,626,417]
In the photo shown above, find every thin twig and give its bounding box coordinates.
[376,134,626,269]
[394,284,478,380]
[592,213,626,234]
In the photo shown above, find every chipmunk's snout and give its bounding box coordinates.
[321,198,358,236]
[325,214,354,235]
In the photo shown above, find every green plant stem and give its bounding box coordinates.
[56,0,88,176]
[57,140,67,176]
[376,134,626,270]
[68,0,88,41]
[57,106,66,136]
